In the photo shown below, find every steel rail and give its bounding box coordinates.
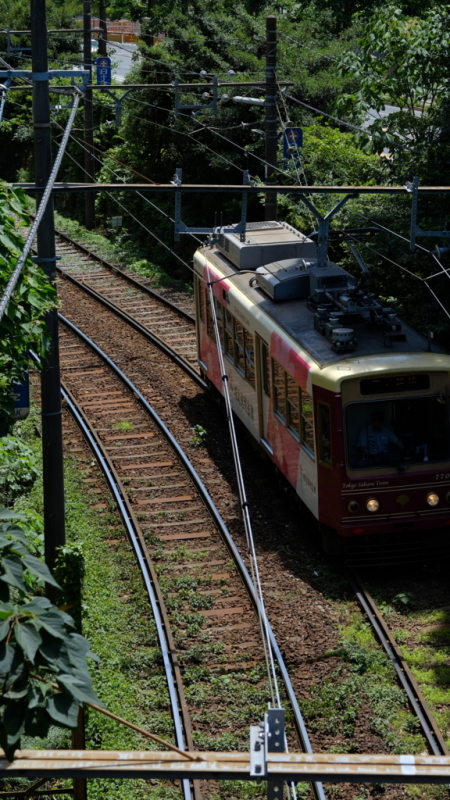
[61,382,197,800]
[59,313,326,800]
[347,569,449,757]
[58,268,205,389]
[32,220,194,323]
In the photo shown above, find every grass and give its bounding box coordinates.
[52,210,193,293]
[298,607,427,756]
[12,399,182,800]
[113,420,135,432]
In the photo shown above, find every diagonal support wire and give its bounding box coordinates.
[0,92,80,323]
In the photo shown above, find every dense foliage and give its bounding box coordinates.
[0,510,101,761]
[0,184,56,419]
[0,437,39,507]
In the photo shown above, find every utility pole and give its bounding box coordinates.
[31,0,65,575]
[264,15,277,222]
[83,0,95,229]
[98,0,107,56]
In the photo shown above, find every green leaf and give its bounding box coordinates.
[14,621,42,662]
[1,556,26,593]
[56,673,102,707]
[0,643,14,675]
[23,556,60,589]
[46,693,80,728]
[4,699,28,744]
[38,639,63,664]
[35,610,70,639]
[0,618,10,641]
[66,634,100,668]
[0,509,24,521]
[24,597,52,613]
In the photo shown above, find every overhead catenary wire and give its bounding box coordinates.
[345,232,450,320]
[0,91,80,323]
[205,276,308,800]
[56,126,203,247]
[60,144,197,273]
[285,93,412,151]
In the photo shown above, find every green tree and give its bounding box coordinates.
[0,510,101,761]
[0,183,56,419]
[335,5,450,177]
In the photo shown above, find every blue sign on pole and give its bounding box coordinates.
[11,370,30,421]
[96,57,112,85]
[283,127,303,159]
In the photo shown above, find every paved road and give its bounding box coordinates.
[108,42,138,83]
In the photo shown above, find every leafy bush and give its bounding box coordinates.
[0,183,56,417]
[0,509,101,760]
[0,437,39,506]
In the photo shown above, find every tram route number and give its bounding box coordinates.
[435,473,450,480]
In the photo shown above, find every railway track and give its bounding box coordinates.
[348,569,449,758]
[58,313,326,800]
[26,223,204,385]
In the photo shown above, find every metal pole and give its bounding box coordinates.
[98,0,107,56]
[83,0,95,229]
[31,0,66,574]
[264,15,277,222]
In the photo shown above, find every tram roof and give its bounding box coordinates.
[200,247,447,370]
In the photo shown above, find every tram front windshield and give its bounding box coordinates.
[346,397,450,469]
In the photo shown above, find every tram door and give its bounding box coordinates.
[257,337,272,451]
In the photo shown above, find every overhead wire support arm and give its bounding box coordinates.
[172,169,252,240]
[408,176,450,250]
[299,193,359,267]
[0,93,81,323]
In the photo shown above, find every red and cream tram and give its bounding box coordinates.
[193,221,450,552]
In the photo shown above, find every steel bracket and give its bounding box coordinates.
[1,28,31,55]
[266,708,285,800]
[298,193,358,268]
[0,69,89,89]
[172,168,251,241]
[249,708,285,789]
[249,722,265,778]
[101,87,134,126]
[408,176,450,250]
[174,75,219,115]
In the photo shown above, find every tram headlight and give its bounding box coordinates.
[348,501,359,513]
[427,492,440,507]
[366,498,379,513]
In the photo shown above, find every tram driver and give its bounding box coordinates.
[358,410,404,463]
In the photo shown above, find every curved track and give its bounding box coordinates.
[348,569,449,757]
[53,228,201,379]
[59,313,326,800]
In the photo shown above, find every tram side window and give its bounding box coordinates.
[286,373,300,438]
[245,331,255,388]
[234,322,245,374]
[224,309,234,360]
[206,294,224,345]
[206,298,255,388]
[206,292,215,340]
[301,388,315,455]
[198,278,206,325]
[272,359,286,421]
[318,402,331,466]
[272,359,315,454]
[261,341,270,396]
